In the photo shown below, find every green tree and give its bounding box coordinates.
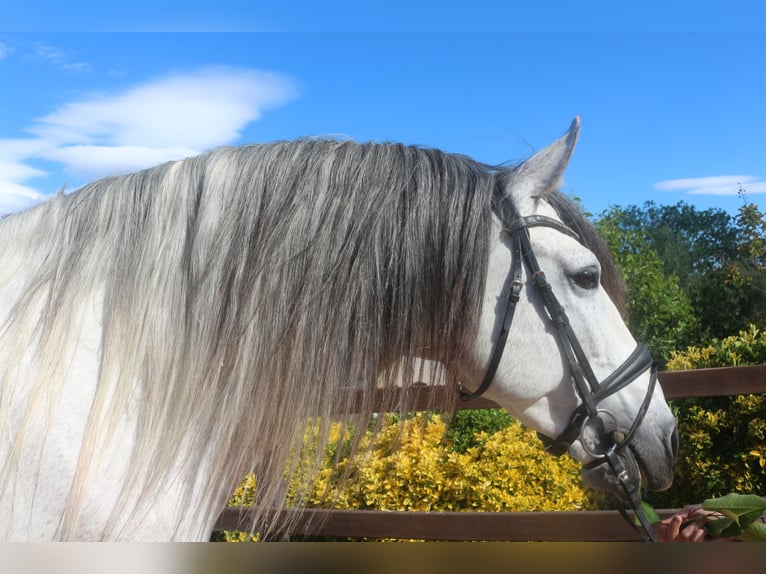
[595,208,698,362]
[683,194,766,338]
[599,201,739,284]
[732,192,766,326]
[736,191,766,266]
[596,199,766,343]
[692,265,755,338]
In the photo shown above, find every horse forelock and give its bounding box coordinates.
[0,139,499,538]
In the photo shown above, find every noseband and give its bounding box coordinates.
[461,195,659,542]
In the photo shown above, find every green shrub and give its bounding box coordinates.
[445,408,513,453]
[645,326,766,509]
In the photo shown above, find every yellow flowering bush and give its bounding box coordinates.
[306,413,591,513]
[666,324,766,369]
[645,325,766,509]
[220,411,594,540]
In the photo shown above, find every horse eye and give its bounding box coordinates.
[572,268,600,290]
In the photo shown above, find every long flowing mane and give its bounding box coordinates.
[0,138,623,539]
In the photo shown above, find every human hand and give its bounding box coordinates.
[655,506,710,542]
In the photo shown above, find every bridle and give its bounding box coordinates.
[460,193,660,542]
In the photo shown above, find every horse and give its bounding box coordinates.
[0,118,678,541]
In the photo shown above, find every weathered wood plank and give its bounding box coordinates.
[409,364,766,410]
[658,364,766,399]
[216,507,678,541]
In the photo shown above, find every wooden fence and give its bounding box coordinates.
[215,364,766,541]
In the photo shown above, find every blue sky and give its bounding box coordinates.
[2,3,765,217]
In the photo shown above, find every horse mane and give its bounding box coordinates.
[1,139,497,538]
[0,138,625,539]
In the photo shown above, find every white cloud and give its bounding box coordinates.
[0,138,53,179]
[654,175,766,196]
[0,42,9,60]
[36,44,67,63]
[0,182,47,215]
[0,66,298,214]
[31,67,295,149]
[0,138,57,213]
[34,43,92,73]
[43,144,200,178]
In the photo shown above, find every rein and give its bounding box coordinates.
[461,197,659,542]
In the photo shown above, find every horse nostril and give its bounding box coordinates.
[670,426,680,460]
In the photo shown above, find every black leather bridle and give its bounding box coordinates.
[460,194,660,542]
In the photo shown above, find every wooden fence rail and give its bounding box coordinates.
[215,365,766,541]
[216,507,684,541]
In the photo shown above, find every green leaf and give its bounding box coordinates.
[702,494,766,537]
[703,493,766,524]
[636,500,661,525]
[719,508,742,525]
[743,521,766,542]
[704,517,739,538]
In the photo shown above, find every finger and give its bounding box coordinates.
[667,514,683,540]
[680,524,706,543]
[691,528,707,543]
[679,523,705,543]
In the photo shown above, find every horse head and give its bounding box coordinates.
[460,119,678,506]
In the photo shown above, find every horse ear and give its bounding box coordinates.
[504,116,580,209]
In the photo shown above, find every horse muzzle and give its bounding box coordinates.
[580,414,678,496]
